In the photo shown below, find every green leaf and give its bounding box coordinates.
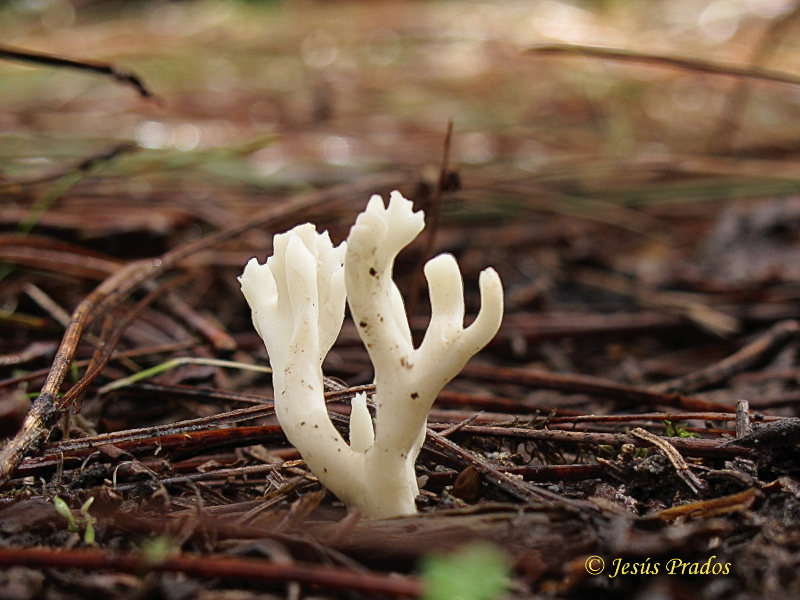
[52,497,72,521]
[141,537,175,566]
[80,496,95,514]
[52,496,79,532]
[421,543,510,600]
[663,420,700,438]
[83,522,95,545]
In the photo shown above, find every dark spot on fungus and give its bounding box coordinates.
[359,321,368,328]
[369,267,377,276]
[314,424,319,428]
[324,468,328,473]
[300,421,306,426]
[411,392,419,399]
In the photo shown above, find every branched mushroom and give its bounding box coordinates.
[240,191,504,518]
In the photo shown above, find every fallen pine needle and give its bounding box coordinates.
[98,358,272,395]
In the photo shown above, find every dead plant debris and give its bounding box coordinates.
[3,2,800,599]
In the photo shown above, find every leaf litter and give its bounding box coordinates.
[2,1,800,598]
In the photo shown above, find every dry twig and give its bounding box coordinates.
[0,46,159,100]
[630,427,707,495]
[526,43,800,88]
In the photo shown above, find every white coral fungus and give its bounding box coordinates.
[240,191,503,518]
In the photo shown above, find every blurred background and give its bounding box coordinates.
[2,0,799,192]
[3,0,800,358]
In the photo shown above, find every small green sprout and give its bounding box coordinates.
[53,496,78,531]
[98,357,272,395]
[421,543,510,600]
[663,420,700,438]
[141,536,176,566]
[53,496,97,545]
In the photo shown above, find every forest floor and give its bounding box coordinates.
[2,1,800,598]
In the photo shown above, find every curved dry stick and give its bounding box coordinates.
[0,172,414,484]
[0,262,151,486]
[58,275,191,411]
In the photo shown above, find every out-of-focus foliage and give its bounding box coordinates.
[2,0,800,248]
[421,543,510,600]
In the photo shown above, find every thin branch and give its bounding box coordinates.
[14,425,285,476]
[547,412,757,425]
[427,424,751,458]
[0,46,160,101]
[525,43,800,88]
